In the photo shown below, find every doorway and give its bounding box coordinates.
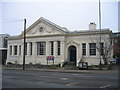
[68,45,77,65]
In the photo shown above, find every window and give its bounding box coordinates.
[25,43,27,55]
[37,42,46,55]
[14,46,17,55]
[82,43,86,55]
[10,46,12,55]
[100,43,104,55]
[57,41,61,55]
[30,42,32,55]
[19,45,21,55]
[51,41,54,55]
[89,43,96,55]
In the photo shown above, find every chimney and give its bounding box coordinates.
[89,22,96,30]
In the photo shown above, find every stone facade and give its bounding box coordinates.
[6,17,113,66]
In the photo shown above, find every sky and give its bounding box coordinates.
[118,1,120,32]
[0,0,119,36]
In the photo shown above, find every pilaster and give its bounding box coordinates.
[86,43,89,57]
[46,41,50,56]
[54,41,57,57]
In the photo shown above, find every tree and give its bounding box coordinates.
[89,31,113,66]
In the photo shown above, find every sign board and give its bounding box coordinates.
[46,56,54,65]
[10,57,18,61]
[47,56,54,60]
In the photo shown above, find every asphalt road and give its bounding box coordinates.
[2,69,119,88]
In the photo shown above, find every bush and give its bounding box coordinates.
[7,62,13,65]
[29,62,33,65]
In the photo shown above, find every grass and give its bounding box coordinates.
[4,62,118,70]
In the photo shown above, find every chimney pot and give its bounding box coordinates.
[89,22,96,30]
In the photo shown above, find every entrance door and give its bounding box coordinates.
[68,45,76,65]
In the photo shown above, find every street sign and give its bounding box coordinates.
[47,56,54,65]
[47,56,54,60]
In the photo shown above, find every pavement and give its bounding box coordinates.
[2,66,118,74]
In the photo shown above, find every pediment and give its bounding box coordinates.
[20,17,66,37]
[26,22,62,37]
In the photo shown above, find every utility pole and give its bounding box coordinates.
[99,0,102,70]
[23,19,26,70]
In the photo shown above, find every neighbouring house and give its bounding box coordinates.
[112,32,120,58]
[0,34,10,65]
[6,17,113,67]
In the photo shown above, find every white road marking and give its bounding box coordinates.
[100,85,111,88]
[61,78,68,80]
[66,82,79,86]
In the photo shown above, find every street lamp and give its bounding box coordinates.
[99,0,102,70]
[23,19,26,70]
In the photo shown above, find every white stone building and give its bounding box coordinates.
[6,17,112,66]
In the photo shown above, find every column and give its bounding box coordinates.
[46,41,50,56]
[54,41,57,57]
[12,45,14,56]
[79,44,82,58]
[77,46,80,66]
[7,44,10,59]
[86,43,89,57]
[21,43,24,64]
[27,42,30,56]
[32,42,36,64]
[17,45,19,56]
[60,41,65,59]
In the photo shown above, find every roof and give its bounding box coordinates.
[0,48,7,50]
[7,17,112,40]
[112,32,120,37]
[19,17,67,37]
[0,34,10,37]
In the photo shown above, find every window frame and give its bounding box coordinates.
[82,43,86,55]
[37,42,46,55]
[100,43,104,55]
[89,43,96,56]
[30,42,32,55]
[10,46,12,55]
[50,41,54,55]
[14,45,17,55]
[19,45,21,55]
[57,41,61,55]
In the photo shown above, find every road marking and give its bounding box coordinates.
[72,74,79,75]
[61,78,68,80]
[100,85,111,88]
[66,82,79,86]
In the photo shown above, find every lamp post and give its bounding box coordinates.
[99,0,102,70]
[23,19,26,70]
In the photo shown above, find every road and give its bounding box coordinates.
[2,69,119,88]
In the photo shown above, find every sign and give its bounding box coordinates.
[10,57,18,61]
[47,56,54,65]
[47,56,54,60]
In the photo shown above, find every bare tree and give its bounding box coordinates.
[89,31,113,65]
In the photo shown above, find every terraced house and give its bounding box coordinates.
[6,17,113,67]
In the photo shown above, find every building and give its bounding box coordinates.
[0,34,10,65]
[6,17,112,66]
[112,32,120,58]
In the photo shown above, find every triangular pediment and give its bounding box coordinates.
[20,17,67,37]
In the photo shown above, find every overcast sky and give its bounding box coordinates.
[0,0,119,36]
